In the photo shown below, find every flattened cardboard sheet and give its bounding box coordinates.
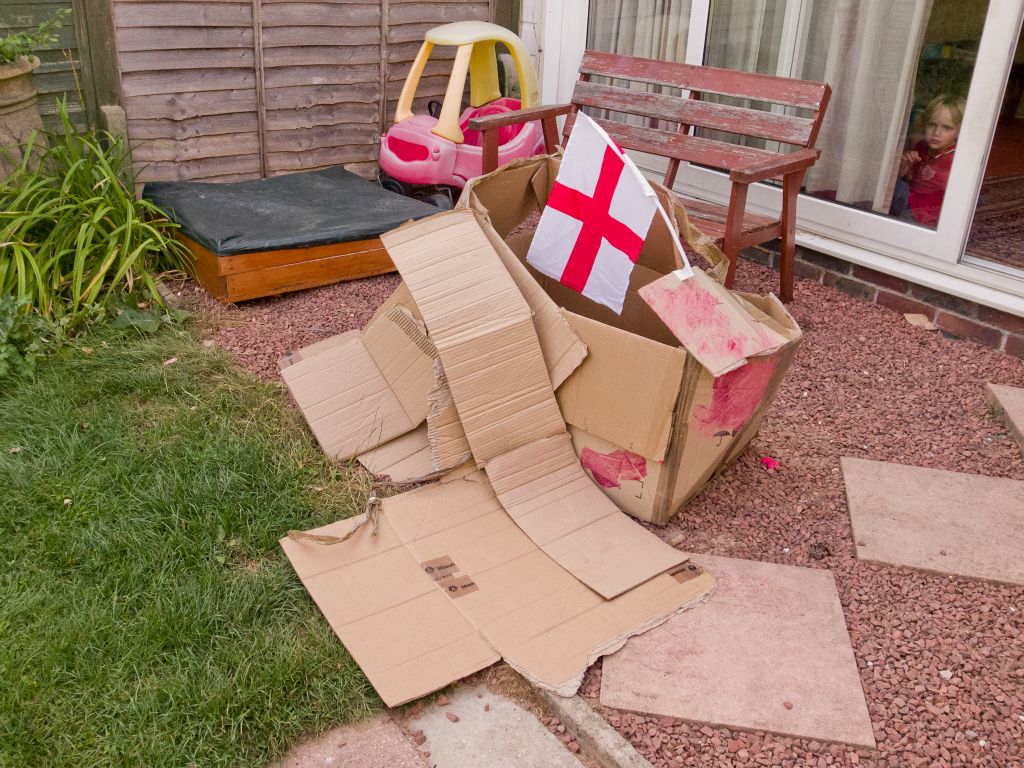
[486,433,686,599]
[639,269,788,377]
[357,425,436,482]
[281,510,500,707]
[381,209,566,466]
[280,304,436,459]
[281,472,715,706]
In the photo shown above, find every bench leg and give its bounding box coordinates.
[779,172,802,303]
[723,182,749,289]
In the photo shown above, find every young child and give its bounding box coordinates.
[891,94,965,227]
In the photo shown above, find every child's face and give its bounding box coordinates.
[924,105,960,153]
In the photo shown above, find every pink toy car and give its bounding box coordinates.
[378,21,545,206]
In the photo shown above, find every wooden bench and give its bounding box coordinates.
[471,51,831,303]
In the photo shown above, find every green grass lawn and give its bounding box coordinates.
[0,323,379,767]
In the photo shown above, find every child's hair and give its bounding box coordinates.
[918,94,966,131]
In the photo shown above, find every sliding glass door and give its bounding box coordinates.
[557,0,1024,298]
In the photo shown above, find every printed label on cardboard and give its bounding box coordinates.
[420,555,459,582]
[668,562,705,584]
[438,574,480,598]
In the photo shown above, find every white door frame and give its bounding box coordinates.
[521,0,1024,315]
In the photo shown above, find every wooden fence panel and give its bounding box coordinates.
[260,0,381,176]
[101,0,495,182]
[111,0,261,182]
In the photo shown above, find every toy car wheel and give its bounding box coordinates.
[424,192,453,210]
[379,174,411,197]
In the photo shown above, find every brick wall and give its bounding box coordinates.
[743,244,1024,360]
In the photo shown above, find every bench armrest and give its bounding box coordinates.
[728,147,820,184]
[468,103,574,131]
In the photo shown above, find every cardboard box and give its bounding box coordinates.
[283,208,689,599]
[280,206,717,705]
[278,155,798,706]
[458,155,802,525]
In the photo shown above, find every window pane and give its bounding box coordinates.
[584,1,693,128]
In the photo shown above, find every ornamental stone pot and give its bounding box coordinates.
[0,55,46,178]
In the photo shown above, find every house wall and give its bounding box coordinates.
[107,0,492,184]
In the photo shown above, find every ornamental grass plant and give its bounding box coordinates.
[0,100,189,327]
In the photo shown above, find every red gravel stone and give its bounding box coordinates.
[191,254,1024,768]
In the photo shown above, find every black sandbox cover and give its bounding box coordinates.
[143,167,438,256]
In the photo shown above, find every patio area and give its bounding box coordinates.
[183,255,1024,767]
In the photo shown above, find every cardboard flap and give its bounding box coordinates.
[280,516,500,707]
[639,269,789,377]
[357,425,437,483]
[381,210,566,466]
[280,300,437,459]
[485,433,686,599]
[362,304,438,422]
[285,472,715,703]
[280,330,418,459]
[473,213,589,390]
[557,310,687,461]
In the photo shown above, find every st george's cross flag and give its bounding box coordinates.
[526,112,692,314]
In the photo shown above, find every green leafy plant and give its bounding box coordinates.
[0,8,70,65]
[0,296,49,382]
[0,100,190,328]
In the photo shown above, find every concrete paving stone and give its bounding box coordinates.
[987,383,1024,456]
[843,456,1024,585]
[272,714,426,768]
[415,684,585,768]
[600,553,875,749]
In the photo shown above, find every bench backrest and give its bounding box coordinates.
[564,51,831,177]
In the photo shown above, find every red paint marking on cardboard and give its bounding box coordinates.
[580,447,648,489]
[639,278,776,369]
[694,356,780,438]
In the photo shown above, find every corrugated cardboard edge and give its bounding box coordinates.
[426,358,474,471]
[510,570,717,696]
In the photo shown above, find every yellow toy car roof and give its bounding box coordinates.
[425,21,530,48]
[395,21,540,144]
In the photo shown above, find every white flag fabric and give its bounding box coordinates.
[526,113,691,314]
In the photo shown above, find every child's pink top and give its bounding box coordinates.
[908,140,955,227]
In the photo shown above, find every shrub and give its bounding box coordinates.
[0,296,49,382]
[0,101,190,327]
[0,8,71,65]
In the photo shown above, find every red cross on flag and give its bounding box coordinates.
[527,113,691,314]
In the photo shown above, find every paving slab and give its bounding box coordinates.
[843,457,1024,585]
[600,553,875,749]
[987,383,1024,456]
[413,684,585,768]
[273,714,426,768]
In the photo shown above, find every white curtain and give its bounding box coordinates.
[586,0,936,213]
[588,0,692,62]
[800,0,934,212]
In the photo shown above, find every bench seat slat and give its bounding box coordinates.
[573,80,814,146]
[580,50,828,111]
[571,113,780,172]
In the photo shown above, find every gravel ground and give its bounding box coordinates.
[182,257,1024,768]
